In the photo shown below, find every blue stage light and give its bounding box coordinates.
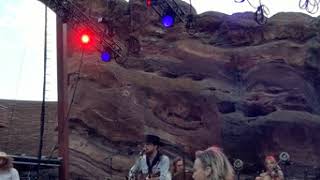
[162,15,174,28]
[101,52,111,62]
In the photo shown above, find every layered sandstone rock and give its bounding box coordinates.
[2,0,320,179]
[64,0,320,178]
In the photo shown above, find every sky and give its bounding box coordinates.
[0,0,319,102]
[0,0,56,101]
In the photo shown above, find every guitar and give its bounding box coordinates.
[127,172,160,180]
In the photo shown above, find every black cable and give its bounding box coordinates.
[299,0,320,14]
[234,0,269,24]
[236,0,320,17]
[36,3,48,179]
[65,47,85,122]
[234,0,257,9]
[5,101,16,152]
[185,0,196,35]
[247,0,256,9]
[255,3,269,25]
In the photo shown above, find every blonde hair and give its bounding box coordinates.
[0,152,13,170]
[195,146,234,180]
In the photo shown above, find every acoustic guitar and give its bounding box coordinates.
[127,172,160,180]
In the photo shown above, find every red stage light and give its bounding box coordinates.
[146,0,152,7]
[81,34,90,44]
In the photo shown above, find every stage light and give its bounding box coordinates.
[101,51,111,62]
[162,15,174,28]
[146,0,152,7]
[81,34,90,44]
[146,0,158,7]
[233,159,244,171]
[161,8,175,28]
[279,152,290,162]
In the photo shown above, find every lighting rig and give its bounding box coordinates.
[146,0,185,27]
[38,0,126,63]
[146,0,196,33]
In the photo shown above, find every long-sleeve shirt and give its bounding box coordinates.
[129,154,171,180]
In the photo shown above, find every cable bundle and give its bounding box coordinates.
[299,0,320,14]
[234,0,269,24]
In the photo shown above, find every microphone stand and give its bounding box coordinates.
[107,148,142,180]
[281,161,290,180]
[304,168,308,180]
[236,171,241,180]
[105,152,118,180]
[182,153,186,180]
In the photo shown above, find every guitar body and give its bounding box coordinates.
[127,172,160,180]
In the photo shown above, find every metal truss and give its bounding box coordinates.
[151,0,187,24]
[150,0,196,35]
[38,0,124,60]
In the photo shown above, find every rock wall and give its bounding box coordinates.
[63,0,320,179]
[4,0,320,179]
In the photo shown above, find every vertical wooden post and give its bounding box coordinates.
[57,17,69,180]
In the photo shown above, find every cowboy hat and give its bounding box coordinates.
[144,134,164,146]
[0,152,9,160]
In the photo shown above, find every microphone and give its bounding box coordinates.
[139,149,145,156]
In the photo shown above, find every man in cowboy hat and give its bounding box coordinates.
[128,134,171,180]
[0,151,20,180]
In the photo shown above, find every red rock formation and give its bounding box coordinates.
[2,0,320,179]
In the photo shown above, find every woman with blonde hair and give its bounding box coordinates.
[0,152,20,180]
[192,146,234,180]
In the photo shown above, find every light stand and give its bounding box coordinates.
[233,159,244,180]
[279,152,290,180]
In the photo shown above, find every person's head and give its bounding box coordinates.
[0,152,13,170]
[264,156,277,172]
[172,157,184,174]
[143,134,161,155]
[192,146,234,180]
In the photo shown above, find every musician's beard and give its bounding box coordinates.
[145,150,153,157]
[145,148,157,157]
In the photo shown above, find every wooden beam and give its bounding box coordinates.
[57,16,69,180]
